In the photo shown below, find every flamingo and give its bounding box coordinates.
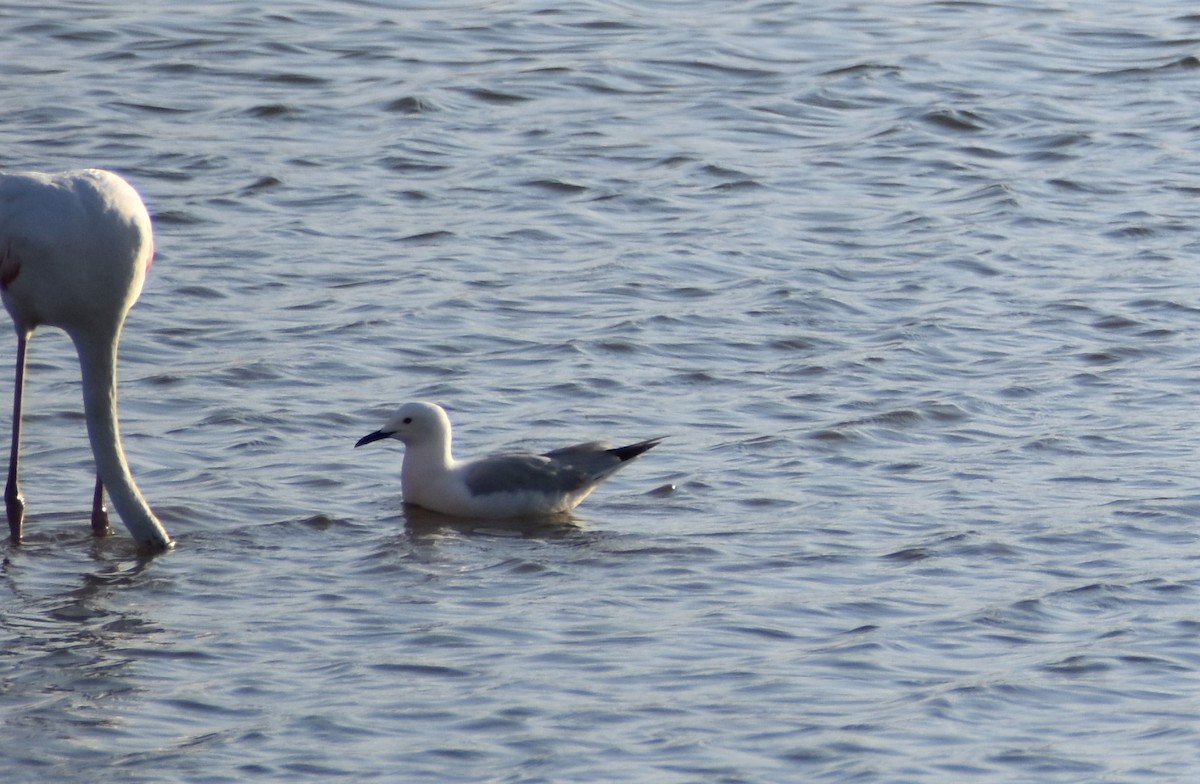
[355,401,663,518]
[0,169,172,552]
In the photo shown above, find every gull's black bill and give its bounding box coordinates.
[355,430,392,448]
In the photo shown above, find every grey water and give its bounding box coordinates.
[2,1,1200,781]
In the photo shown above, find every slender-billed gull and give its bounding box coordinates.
[355,401,663,518]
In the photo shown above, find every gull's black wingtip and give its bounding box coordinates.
[608,436,667,463]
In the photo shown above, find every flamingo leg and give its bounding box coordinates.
[90,474,111,537]
[6,333,27,543]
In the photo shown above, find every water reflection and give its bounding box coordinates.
[1,541,166,764]
[402,504,583,540]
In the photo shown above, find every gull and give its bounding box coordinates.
[355,401,662,518]
[0,169,172,552]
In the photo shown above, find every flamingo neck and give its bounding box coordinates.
[73,330,172,553]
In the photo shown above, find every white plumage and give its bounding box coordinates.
[0,169,172,552]
[356,401,662,518]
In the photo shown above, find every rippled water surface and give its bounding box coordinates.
[3,1,1200,781]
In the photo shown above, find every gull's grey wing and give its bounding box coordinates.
[462,453,595,497]
[463,438,665,498]
[542,437,663,463]
[540,440,611,460]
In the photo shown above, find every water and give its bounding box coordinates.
[2,1,1200,780]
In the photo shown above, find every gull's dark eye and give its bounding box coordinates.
[403,417,412,424]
